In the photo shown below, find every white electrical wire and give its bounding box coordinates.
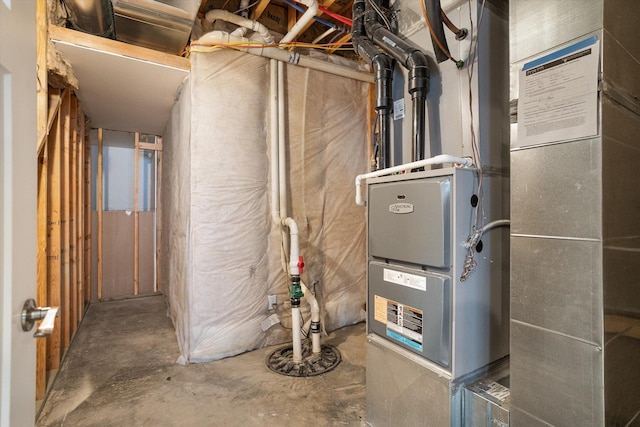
[461,0,488,282]
[366,0,392,30]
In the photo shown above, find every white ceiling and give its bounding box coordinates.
[50,26,190,136]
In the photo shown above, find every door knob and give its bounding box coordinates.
[21,298,59,338]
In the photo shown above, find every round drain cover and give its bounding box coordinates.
[266,343,341,377]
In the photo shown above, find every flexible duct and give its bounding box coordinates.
[196,31,373,83]
[352,0,393,168]
[280,0,319,44]
[425,0,450,63]
[354,155,472,206]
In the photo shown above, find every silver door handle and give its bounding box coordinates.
[21,298,59,338]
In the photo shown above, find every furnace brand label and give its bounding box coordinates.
[374,295,423,351]
[388,203,414,214]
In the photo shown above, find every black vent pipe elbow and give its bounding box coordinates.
[353,0,393,168]
[363,10,430,162]
[365,21,430,97]
[406,51,429,99]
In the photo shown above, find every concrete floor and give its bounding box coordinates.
[36,295,366,427]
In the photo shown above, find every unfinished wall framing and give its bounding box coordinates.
[91,129,163,302]
[36,87,91,400]
[162,49,370,363]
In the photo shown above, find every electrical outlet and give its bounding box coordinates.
[268,294,277,310]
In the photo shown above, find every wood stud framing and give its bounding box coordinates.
[38,86,91,398]
[35,0,48,401]
[37,20,167,405]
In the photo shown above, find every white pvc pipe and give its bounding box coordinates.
[280,0,319,44]
[278,61,287,217]
[269,59,280,224]
[197,31,373,83]
[301,282,321,354]
[312,27,336,44]
[283,217,300,275]
[204,9,275,44]
[354,155,474,206]
[292,306,303,363]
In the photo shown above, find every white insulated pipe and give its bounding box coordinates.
[197,31,373,83]
[354,155,473,206]
[280,0,319,44]
[204,9,275,44]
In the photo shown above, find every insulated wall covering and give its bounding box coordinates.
[162,49,369,363]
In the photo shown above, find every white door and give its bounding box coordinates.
[0,0,37,426]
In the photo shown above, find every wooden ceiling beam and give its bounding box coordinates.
[251,0,273,20]
[286,0,342,42]
[326,32,351,54]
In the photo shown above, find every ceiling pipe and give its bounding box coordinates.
[196,31,373,83]
[280,0,319,44]
[352,0,393,169]
[362,0,430,162]
[205,9,275,44]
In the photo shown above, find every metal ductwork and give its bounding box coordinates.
[64,0,116,39]
[112,0,200,54]
[63,0,200,54]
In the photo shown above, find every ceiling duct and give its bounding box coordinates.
[111,0,201,54]
[63,0,116,39]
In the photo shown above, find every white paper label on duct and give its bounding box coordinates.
[261,313,280,332]
[393,98,405,120]
[383,268,427,291]
[389,203,413,214]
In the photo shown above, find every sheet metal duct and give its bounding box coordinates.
[112,0,200,54]
[64,0,116,39]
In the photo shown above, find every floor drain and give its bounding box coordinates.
[266,342,341,377]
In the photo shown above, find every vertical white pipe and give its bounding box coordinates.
[278,61,287,217]
[269,59,280,224]
[284,217,299,275]
[292,306,302,363]
[301,282,321,354]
